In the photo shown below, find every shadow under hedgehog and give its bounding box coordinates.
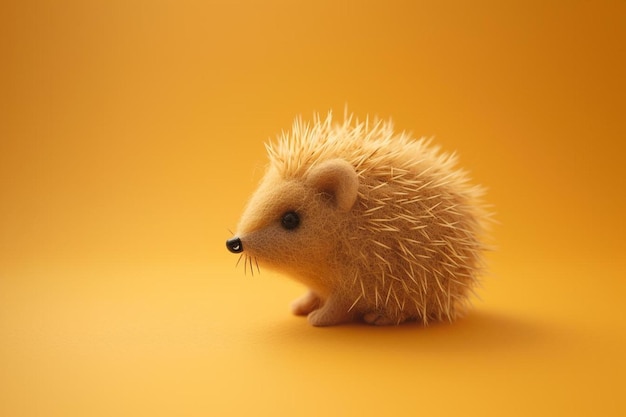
[226,111,491,327]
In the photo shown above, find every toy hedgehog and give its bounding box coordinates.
[226,112,490,326]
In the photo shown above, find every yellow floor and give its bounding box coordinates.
[2,259,624,416]
[2,1,625,416]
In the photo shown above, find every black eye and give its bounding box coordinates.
[281,211,300,230]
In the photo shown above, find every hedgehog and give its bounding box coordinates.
[226,111,490,326]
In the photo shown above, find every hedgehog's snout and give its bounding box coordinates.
[226,237,243,254]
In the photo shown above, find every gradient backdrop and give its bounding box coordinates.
[1,1,625,416]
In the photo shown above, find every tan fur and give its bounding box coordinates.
[228,112,491,326]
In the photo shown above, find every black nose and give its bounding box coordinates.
[226,237,243,253]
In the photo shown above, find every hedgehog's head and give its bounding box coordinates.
[226,159,358,281]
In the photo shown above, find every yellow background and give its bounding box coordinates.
[1,1,624,416]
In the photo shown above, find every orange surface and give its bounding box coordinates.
[1,1,625,416]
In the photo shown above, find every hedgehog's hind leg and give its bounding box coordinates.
[363,310,413,326]
[363,311,395,326]
[291,290,321,316]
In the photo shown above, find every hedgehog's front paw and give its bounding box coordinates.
[307,308,341,327]
[291,290,321,316]
[307,297,354,326]
[363,311,395,326]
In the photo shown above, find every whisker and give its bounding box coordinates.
[227,228,234,235]
[254,257,260,275]
[235,253,244,268]
[249,256,254,277]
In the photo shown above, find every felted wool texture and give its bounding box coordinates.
[231,112,490,326]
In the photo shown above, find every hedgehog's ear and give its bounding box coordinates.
[306,159,358,212]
